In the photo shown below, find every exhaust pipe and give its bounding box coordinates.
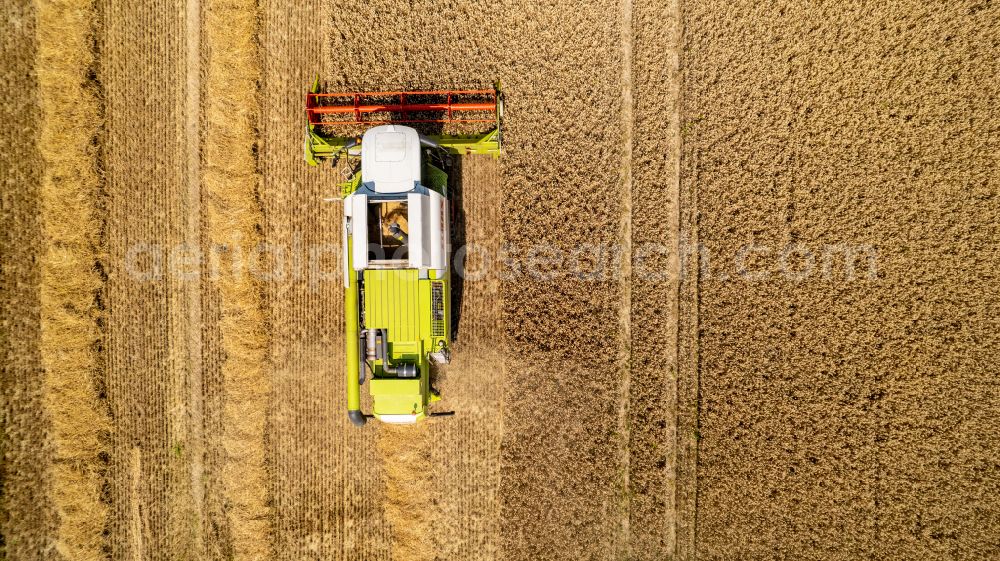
[373,329,419,378]
[365,329,377,361]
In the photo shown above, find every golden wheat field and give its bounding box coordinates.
[2,0,999,560]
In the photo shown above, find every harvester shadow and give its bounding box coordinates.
[448,155,467,345]
[426,151,463,405]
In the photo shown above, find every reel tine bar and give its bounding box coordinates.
[307,88,498,126]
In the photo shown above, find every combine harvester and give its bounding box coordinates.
[305,80,503,426]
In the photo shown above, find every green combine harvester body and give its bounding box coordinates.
[305,81,502,426]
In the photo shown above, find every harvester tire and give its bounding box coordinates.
[348,410,366,427]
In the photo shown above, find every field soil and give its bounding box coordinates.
[2,0,998,560]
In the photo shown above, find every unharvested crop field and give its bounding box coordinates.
[1,1,997,560]
[680,2,1000,559]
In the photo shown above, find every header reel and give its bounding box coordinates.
[305,78,504,166]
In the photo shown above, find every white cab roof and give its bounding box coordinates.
[361,125,421,193]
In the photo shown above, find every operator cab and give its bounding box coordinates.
[366,200,409,265]
[345,125,449,277]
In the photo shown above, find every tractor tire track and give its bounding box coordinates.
[627,0,684,559]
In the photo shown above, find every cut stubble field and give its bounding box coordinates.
[2,1,999,561]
